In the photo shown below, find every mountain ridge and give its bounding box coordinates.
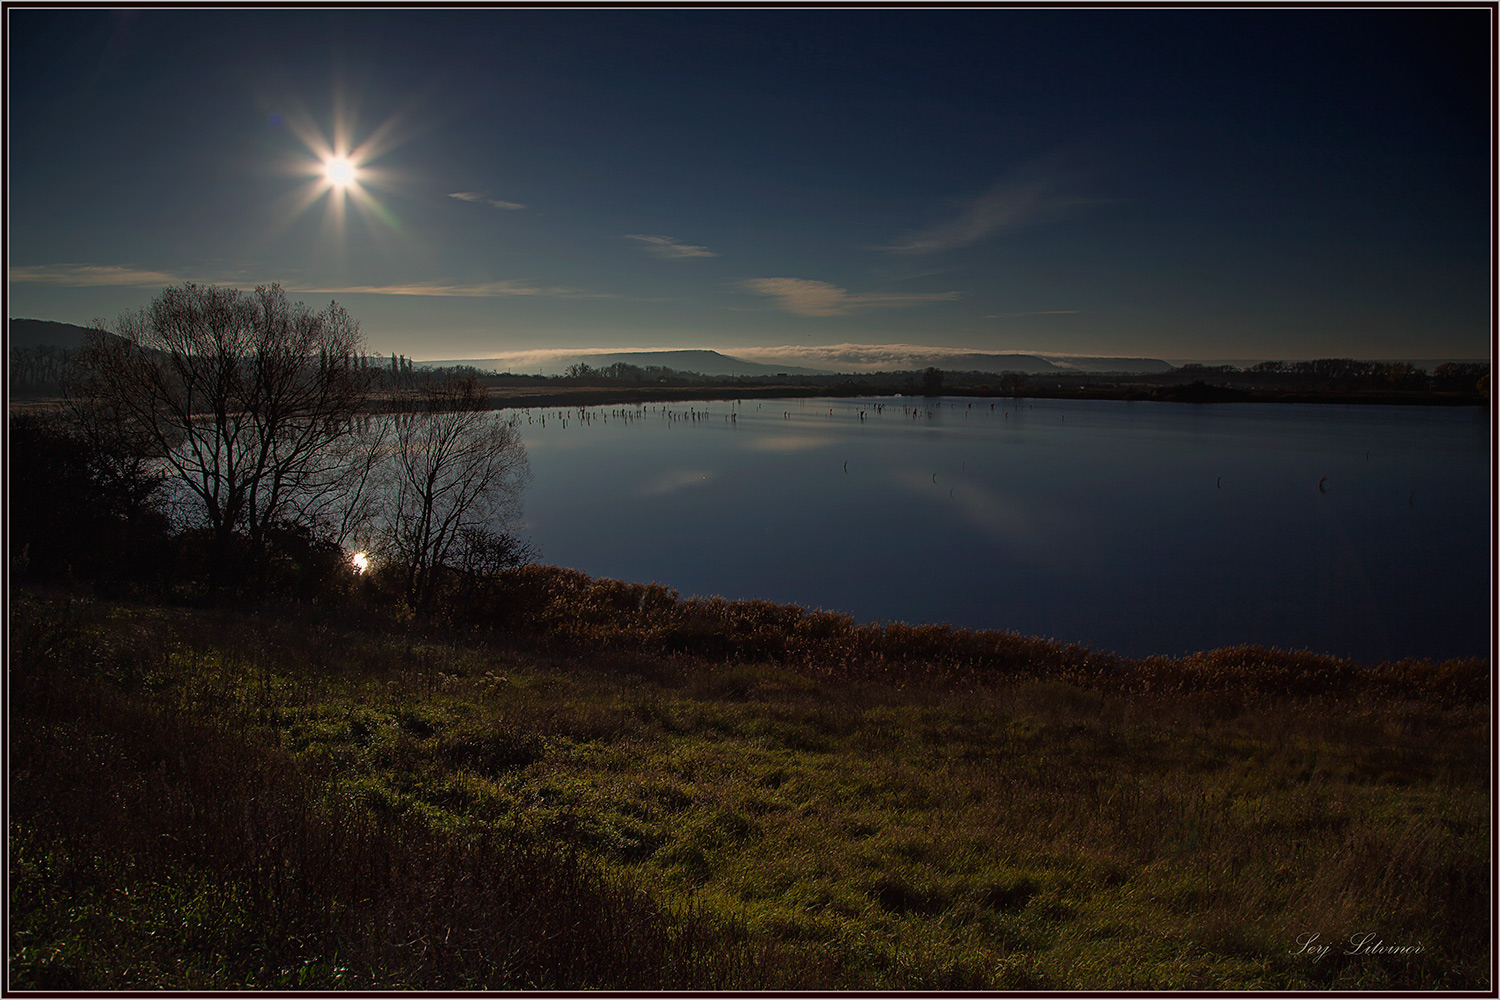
[7,318,105,349]
[416,349,1177,377]
[417,349,831,378]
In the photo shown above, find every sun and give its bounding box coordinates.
[324,155,357,188]
[350,551,369,574]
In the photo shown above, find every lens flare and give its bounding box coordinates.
[263,89,415,251]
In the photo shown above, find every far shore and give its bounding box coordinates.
[9,380,1488,415]
[465,381,1491,411]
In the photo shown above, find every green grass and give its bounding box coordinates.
[9,590,1489,989]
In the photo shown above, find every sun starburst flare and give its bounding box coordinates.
[260,91,415,256]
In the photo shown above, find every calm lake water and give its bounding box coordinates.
[513,396,1489,663]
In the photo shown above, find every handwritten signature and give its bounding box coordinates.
[1291,932,1426,962]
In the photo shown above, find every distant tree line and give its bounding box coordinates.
[8,343,74,394]
[542,359,1490,395]
[1183,359,1489,393]
[564,361,693,381]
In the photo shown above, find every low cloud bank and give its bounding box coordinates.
[727,343,1051,373]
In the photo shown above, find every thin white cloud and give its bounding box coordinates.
[625,234,717,260]
[9,263,195,287]
[882,160,1101,255]
[449,191,527,210]
[5,264,602,302]
[295,279,608,299]
[738,277,959,317]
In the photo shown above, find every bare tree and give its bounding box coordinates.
[379,373,532,612]
[291,413,391,550]
[68,283,374,556]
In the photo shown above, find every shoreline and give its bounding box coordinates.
[11,380,1488,414]
[469,382,1490,411]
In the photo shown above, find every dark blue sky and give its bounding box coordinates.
[7,8,1491,365]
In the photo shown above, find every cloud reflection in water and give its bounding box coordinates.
[636,469,714,498]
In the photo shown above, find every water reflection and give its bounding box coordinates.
[515,396,1488,662]
[746,434,839,453]
[637,469,714,497]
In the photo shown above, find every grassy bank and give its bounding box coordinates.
[9,581,1490,990]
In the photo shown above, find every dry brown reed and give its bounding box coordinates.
[480,566,1486,707]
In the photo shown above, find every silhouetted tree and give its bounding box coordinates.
[379,373,532,612]
[921,367,944,396]
[457,526,537,578]
[997,370,1028,394]
[68,283,373,562]
[1431,362,1488,392]
[602,362,645,381]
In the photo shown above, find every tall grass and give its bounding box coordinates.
[8,596,777,990]
[9,585,1489,989]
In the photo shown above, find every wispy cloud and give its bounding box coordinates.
[449,191,526,210]
[882,159,1101,255]
[5,264,601,302]
[625,234,717,259]
[738,277,958,317]
[8,263,195,287]
[296,279,607,299]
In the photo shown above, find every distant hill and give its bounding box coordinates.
[8,319,110,395]
[1042,355,1175,374]
[420,350,832,378]
[8,318,103,349]
[914,353,1062,375]
[921,353,1170,375]
[828,352,1174,375]
[418,349,1181,378]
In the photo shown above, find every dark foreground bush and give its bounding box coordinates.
[8,412,170,587]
